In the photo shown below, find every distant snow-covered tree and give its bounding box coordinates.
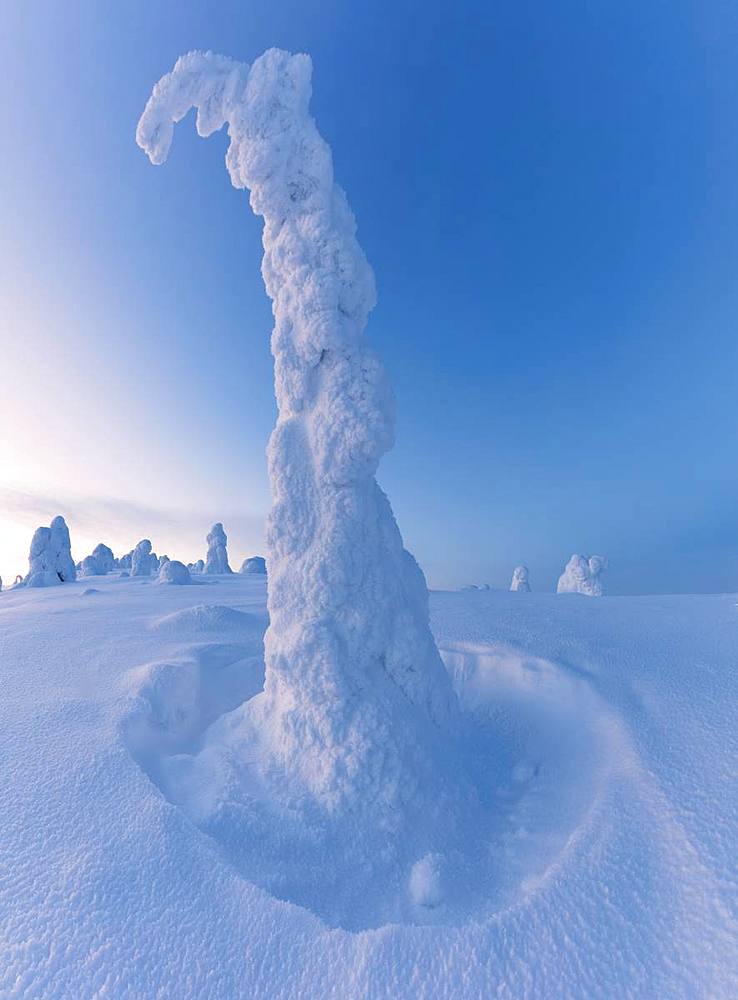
[240,556,267,575]
[204,523,232,574]
[80,555,101,577]
[131,539,154,577]
[24,516,76,587]
[557,554,607,596]
[510,566,531,592]
[158,560,191,585]
[92,544,115,574]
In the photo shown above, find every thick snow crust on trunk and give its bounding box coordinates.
[23,515,76,587]
[137,49,459,817]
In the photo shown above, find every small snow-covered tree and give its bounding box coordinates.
[80,555,101,577]
[92,544,115,574]
[24,515,77,587]
[557,554,607,596]
[240,556,267,575]
[510,566,530,592]
[204,523,232,574]
[131,539,153,577]
[158,559,191,585]
[137,50,460,824]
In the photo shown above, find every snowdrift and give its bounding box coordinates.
[0,575,735,997]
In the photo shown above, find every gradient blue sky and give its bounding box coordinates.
[1,0,737,592]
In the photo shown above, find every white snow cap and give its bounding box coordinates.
[557,554,607,596]
[137,49,459,819]
[204,522,232,575]
[510,566,531,592]
[131,539,154,577]
[240,556,267,575]
[158,560,192,585]
[24,515,77,587]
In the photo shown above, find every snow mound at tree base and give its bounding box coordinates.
[121,633,622,930]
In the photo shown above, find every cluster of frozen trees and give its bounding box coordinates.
[12,516,266,589]
[464,556,607,596]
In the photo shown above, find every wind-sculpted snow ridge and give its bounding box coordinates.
[510,566,530,592]
[557,554,607,596]
[204,522,232,574]
[137,50,460,825]
[23,515,76,587]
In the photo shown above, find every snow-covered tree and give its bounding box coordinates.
[204,523,232,574]
[131,539,154,577]
[80,555,100,577]
[137,50,460,823]
[510,566,530,592]
[158,559,191,585]
[189,559,204,574]
[240,556,267,575]
[92,544,115,574]
[23,515,77,587]
[557,554,607,596]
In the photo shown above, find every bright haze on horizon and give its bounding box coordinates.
[1,0,737,593]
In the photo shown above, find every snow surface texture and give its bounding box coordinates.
[510,566,530,592]
[0,576,735,996]
[204,522,232,574]
[23,515,76,587]
[557,554,607,596]
[137,50,458,823]
[131,539,154,577]
[240,555,267,575]
[158,560,192,585]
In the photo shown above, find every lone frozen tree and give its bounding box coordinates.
[23,515,77,587]
[204,522,232,574]
[510,565,530,592]
[557,554,607,597]
[137,50,459,819]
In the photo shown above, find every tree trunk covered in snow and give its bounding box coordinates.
[137,50,458,815]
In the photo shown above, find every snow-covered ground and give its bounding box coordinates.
[0,574,735,998]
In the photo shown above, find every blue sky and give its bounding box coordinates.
[1,0,737,592]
